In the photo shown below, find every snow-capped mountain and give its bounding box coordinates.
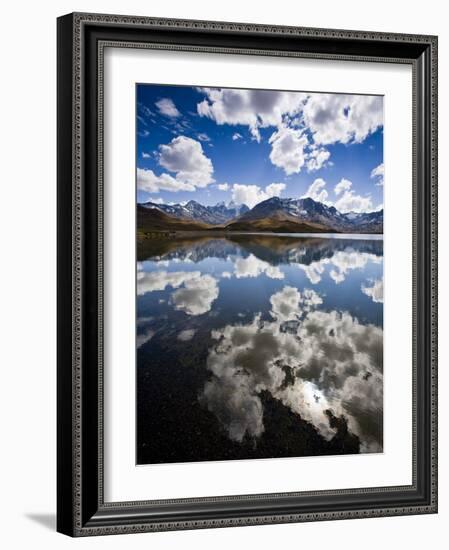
[229,197,383,233]
[141,199,249,225]
[139,196,383,233]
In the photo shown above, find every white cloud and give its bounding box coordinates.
[266,182,286,196]
[302,288,324,310]
[137,136,215,193]
[334,190,374,213]
[218,183,229,191]
[334,178,352,195]
[297,263,326,285]
[137,270,219,316]
[155,97,181,117]
[301,178,329,203]
[197,88,307,142]
[361,279,383,303]
[195,88,383,188]
[268,126,308,175]
[231,182,286,208]
[302,177,377,214]
[201,291,383,451]
[158,136,214,187]
[137,168,195,193]
[146,196,164,204]
[137,270,199,295]
[371,163,384,186]
[270,286,301,322]
[234,254,284,280]
[170,274,219,316]
[141,151,151,159]
[306,147,331,172]
[270,286,323,323]
[195,88,383,187]
[302,94,383,145]
[330,251,380,283]
[297,250,382,285]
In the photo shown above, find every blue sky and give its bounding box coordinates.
[136,84,384,212]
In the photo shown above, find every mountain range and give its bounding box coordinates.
[138,197,383,234]
[141,200,249,225]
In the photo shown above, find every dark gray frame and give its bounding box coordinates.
[57,12,438,537]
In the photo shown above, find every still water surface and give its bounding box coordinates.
[136,234,383,464]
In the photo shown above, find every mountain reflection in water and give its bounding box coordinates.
[137,234,383,465]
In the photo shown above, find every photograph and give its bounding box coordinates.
[135,84,384,465]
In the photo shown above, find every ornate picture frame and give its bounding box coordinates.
[57,12,437,536]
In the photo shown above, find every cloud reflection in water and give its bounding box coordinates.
[202,286,383,452]
[137,234,383,459]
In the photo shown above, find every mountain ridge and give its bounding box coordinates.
[138,196,383,234]
[141,199,249,225]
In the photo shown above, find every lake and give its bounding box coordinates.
[136,233,383,465]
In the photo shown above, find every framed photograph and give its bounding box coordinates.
[57,12,438,536]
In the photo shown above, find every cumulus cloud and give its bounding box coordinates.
[158,136,214,187]
[137,168,195,193]
[332,177,377,213]
[201,288,383,451]
[266,182,286,196]
[171,274,219,316]
[334,178,353,195]
[155,97,181,117]
[234,254,284,280]
[231,182,286,208]
[137,136,215,194]
[371,163,384,186]
[137,269,219,316]
[218,183,229,191]
[270,286,301,322]
[330,250,381,283]
[194,88,383,189]
[297,262,326,285]
[195,88,382,182]
[297,249,382,285]
[269,286,322,323]
[302,177,377,214]
[334,189,374,214]
[361,279,383,303]
[301,178,329,203]
[302,94,383,145]
[306,147,331,172]
[302,288,324,309]
[197,88,307,142]
[137,270,199,295]
[268,126,308,175]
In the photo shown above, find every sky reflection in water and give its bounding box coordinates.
[136,234,383,464]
